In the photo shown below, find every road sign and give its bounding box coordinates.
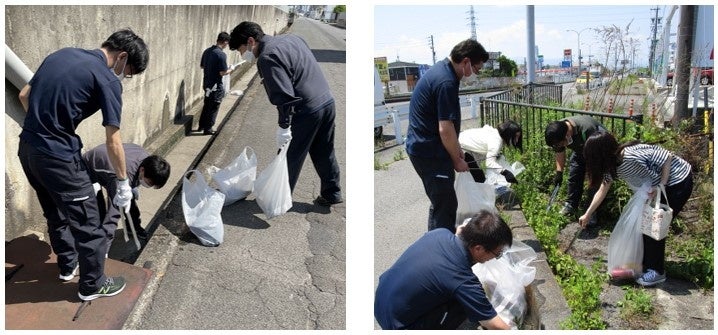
[374,57,389,82]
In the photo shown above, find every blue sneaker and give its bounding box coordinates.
[636,269,666,287]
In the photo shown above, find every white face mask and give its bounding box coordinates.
[140,178,151,188]
[114,55,128,81]
[461,62,477,84]
[242,43,255,63]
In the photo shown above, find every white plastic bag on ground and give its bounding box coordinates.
[455,172,496,226]
[181,170,225,246]
[210,146,257,206]
[473,240,537,329]
[254,141,293,219]
[607,183,651,279]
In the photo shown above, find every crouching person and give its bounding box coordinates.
[374,210,513,330]
[83,143,170,255]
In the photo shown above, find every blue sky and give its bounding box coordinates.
[374,5,685,68]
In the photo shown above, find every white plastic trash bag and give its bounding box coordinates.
[254,142,293,219]
[607,183,651,279]
[486,156,524,186]
[182,170,225,246]
[473,240,537,329]
[455,172,497,226]
[210,146,257,206]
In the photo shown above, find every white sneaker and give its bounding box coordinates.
[58,264,79,281]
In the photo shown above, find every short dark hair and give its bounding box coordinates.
[544,120,569,147]
[101,28,149,75]
[229,21,265,50]
[449,39,489,65]
[217,32,230,43]
[139,155,170,188]
[458,210,513,252]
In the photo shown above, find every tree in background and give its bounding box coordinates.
[333,5,346,13]
[491,55,518,77]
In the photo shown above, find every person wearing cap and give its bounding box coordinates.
[228,21,342,207]
[459,120,523,184]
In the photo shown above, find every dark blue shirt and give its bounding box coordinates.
[20,48,123,162]
[374,229,497,329]
[405,58,461,159]
[200,45,228,89]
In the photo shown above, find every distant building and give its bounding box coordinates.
[387,60,428,94]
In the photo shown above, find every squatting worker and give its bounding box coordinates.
[544,115,606,226]
[374,210,513,330]
[198,32,236,135]
[228,21,343,207]
[405,39,489,232]
[83,143,170,255]
[17,28,149,301]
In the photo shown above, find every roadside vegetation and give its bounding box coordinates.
[505,112,713,329]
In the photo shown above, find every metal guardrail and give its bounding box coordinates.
[374,104,409,144]
[479,83,644,148]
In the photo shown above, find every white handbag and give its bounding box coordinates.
[641,185,673,241]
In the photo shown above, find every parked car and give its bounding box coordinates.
[666,68,713,86]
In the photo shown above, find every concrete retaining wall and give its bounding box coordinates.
[4,5,288,241]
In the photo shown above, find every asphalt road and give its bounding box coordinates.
[133,17,346,330]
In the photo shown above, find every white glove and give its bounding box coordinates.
[92,182,101,195]
[132,187,140,200]
[276,126,292,149]
[229,63,237,71]
[113,179,132,213]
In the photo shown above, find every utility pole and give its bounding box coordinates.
[428,35,436,65]
[673,5,696,126]
[468,5,477,41]
[648,6,662,76]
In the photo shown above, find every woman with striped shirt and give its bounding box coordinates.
[578,132,693,287]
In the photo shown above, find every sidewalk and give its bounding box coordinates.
[4,65,258,330]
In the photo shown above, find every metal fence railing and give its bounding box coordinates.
[479,83,644,148]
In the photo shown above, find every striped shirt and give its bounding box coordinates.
[611,144,691,188]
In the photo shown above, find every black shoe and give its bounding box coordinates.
[203,129,217,135]
[314,196,343,207]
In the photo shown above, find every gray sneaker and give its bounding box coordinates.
[78,276,126,301]
[636,269,666,287]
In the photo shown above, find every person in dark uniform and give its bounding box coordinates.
[544,115,606,226]
[199,32,236,135]
[405,39,489,233]
[375,210,512,330]
[83,143,170,254]
[228,21,342,207]
[17,29,149,301]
